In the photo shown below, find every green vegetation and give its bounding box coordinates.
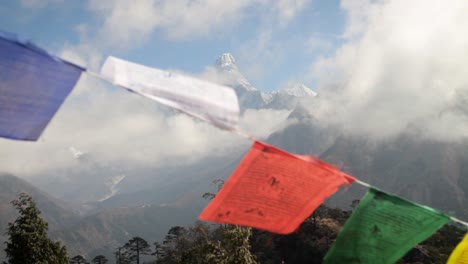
[119,236,152,264]
[249,204,465,264]
[69,255,89,264]
[4,193,68,264]
[149,223,257,264]
[2,193,466,263]
[149,203,465,264]
[91,254,108,264]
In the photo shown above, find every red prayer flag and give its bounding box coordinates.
[199,141,356,234]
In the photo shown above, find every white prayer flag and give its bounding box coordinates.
[100,56,240,131]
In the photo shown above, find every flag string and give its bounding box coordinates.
[3,31,468,260]
[354,179,372,188]
[84,68,468,228]
[451,216,468,227]
[87,69,256,141]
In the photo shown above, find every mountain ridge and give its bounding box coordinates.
[213,52,317,110]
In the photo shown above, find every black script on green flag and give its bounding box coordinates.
[324,188,450,264]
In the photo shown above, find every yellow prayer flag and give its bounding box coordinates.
[448,233,468,264]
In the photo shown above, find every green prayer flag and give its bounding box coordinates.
[324,188,450,264]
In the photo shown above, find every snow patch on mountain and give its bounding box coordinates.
[275,83,318,97]
[214,53,317,110]
[216,53,257,92]
[98,174,126,202]
[216,53,237,71]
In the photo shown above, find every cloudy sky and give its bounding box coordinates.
[311,0,468,140]
[2,0,468,180]
[0,0,343,178]
[1,0,343,90]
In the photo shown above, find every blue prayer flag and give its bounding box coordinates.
[0,32,84,141]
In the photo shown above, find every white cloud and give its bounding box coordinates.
[88,0,161,48]
[0,68,291,177]
[1,0,309,178]
[339,0,376,39]
[57,23,103,72]
[310,0,468,141]
[240,109,291,138]
[87,0,311,48]
[87,0,251,47]
[238,30,279,82]
[275,0,309,26]
[0,76,239,176]
[59,43,102,71]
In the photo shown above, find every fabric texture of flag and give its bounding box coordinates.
[199,141,356,234]
[324,187,450,264]
[100,56,240,131]
[0,31,84,141]
[448,233,468,264]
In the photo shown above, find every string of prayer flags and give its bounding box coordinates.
[324,188,450,264]
[0,31,84,141]
[100,56,240,131]
[2,31,467,263]
[199,141,356,234]
[447,233,468,264]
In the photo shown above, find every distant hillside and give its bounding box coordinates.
[0,149,248,261]
[99,151,245,209]
[0,174,80,260]
[50,152,247,259]
[0,172,228,262]
[52,201,207,260]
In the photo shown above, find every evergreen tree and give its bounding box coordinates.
[147,180,258,264]
[4,193,69,264]
[69,255,89,264]
[153,222,257,264]
[115,247,129,264]
[218,225,257,264]
[152,242,164,260]
[122,237,152,264]
[91,255,108,264]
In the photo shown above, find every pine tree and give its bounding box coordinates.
[218,225,257,264]
[153,222,258,264]
[4,193,69,264]
[69,255,90,264]
[91,255,108,264]
[122,237,152,264]
[115,247,129,264]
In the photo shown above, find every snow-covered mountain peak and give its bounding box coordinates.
[214,53,257,93]
[212,54,317,110]
[277,83,318,97]
[216,53,237,71]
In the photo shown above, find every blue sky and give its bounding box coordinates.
[1,0,345,91]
